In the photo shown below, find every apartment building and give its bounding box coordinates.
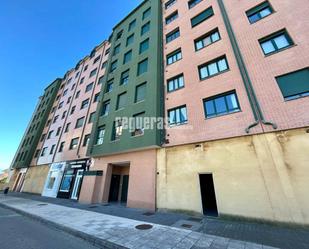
[157,0,309,225]
[9,0,309,225]
[79,0,163,210]
[10,79,62,192]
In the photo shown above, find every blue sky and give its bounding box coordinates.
[0,0,141,171]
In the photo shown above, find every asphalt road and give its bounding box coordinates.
[0,206,99,249]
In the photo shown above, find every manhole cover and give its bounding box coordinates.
[135,224,153,230]
[142,212,155,216]
[37,203,48,206]
[181,224,193,228]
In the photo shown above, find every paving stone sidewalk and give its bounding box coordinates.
[0,195,277,249]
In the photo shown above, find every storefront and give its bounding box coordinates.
[42,162,66,198]
[57,159,88,200]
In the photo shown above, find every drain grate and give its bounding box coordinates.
[187,217,203,222]
[142,212,155,216]
[135,224,153,230]
[181,224,193,228]
[37,203,48,206]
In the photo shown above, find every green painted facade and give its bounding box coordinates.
[88,0,164,157]
[11,79,62,169]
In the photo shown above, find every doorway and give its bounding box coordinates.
[71,169,84,200]
[108,164,130,204]
[199,174,218,217]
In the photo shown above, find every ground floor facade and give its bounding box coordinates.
[157,127,309,225]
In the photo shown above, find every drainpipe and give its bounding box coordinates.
[217,0,277,133]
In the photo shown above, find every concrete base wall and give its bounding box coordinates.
[22,165,50,194]
[157,128,309,225]
[79,149,157,210]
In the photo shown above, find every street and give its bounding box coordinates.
[0,206,99,249]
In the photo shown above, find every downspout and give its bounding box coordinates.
[217,0,277,133]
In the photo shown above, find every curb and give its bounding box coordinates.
[0,202,127,249]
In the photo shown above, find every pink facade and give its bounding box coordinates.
[32,41,110,165]
[162,0,309,147]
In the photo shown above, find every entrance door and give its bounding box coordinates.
[199,174,218,217]
[121,175,129,203]
[57,170,74,199]
[71,169,84,200]
[109,175,121,202]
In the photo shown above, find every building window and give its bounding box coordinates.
[188,0,202,9]
[116,30,123,41]
[165,0,176,9]
[205,91,240,120]
[128,19,136,31]
[64,123,70,133]
[83,134,91,147]
[89,68,97,78]
[98,76,104,85]
[81,99,89,109]
[195,28,220,51]
[101,100,110,116]
[58,101,63,109]
[85,82,94,92]
[61,111,67,120]
[143,7,151,20]
[63,89,68,96]
[116,92,127,110]
[139,38,149,54]
[69,138,79,150]
[167,74,184,92]
[259,29,294,55]
[34,149,40,158]
[94,93,100,102]
[123,50,132,64]
[105,48,110,55]
[70,106,76,115]
[101,61,107,69]
[56,127,61,136]
[275,68,309,101]
[50,145,55,155]
[66,96,71,104]
[135,82,146,102]
[40,134,46,142]
[80,77,85,84]
[75,90,80,99]
[96,126,105,145]
[53,115,59,123]
[191,7,214,27]
[137,59,148,76]
[110,60,118,73]
[166,11,178,25]
[59,142,65,152]
[75,117,85,129]
[93,55,101,64]
[168,106,188,126]
[167,49,182,65]
[71,83,76,91]
[131,112,145,136]
[106,80,113,93]
[166,28,180,43]
[120,70,130,85]
[198,56,229,80]
[88,112,96,123]
[246,1,273,24]
[111,120,123,141]
[141,22,150,35]
[41,147,48,157]
[126,34,134,46]
[113,44,120,56]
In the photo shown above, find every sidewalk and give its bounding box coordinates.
[0,194,277,249]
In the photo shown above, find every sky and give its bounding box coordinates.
[0,0,141,171]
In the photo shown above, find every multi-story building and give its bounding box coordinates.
[157,0,309,225]
[10,79,61,192]
[9,0,309,225]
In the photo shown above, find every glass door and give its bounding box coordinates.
[71,169,84,200]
